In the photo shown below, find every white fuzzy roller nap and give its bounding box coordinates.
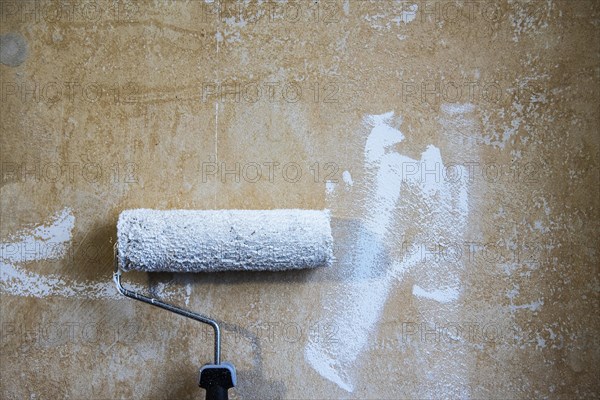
[117,209,333,272]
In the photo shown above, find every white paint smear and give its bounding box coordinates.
[305,111,470,392]
[342,170,353,187]
[441,102,475,116]
[1,208,74,263]
[412,284,459,304]
[397,4,418,24]
[0,209,193,300]
[510,299,544,313]
[343,0,350,16]
[0,261,121,299]
[325,180,337,195]
[365,4,418,30]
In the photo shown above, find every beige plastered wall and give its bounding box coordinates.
[1,1,599,399]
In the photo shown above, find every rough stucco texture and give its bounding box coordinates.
[1,0,599,399]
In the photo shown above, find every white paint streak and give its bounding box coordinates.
[0,208,148,299]
[441,102,475,116]
[306,111,471,393]
[510,299,544,313]
[365,4,418,31]
[342,170,353,187]
[325,181,337,195]
[185,282,192,306]
[343,0,350,16]
[397,3,418,24]
[1,208,74,263]
[0,262,120,299]
[305,348,353,392]
[412,284,459,304]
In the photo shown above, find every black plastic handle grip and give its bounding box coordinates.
[205,384,229,400]
[199,363,236,400]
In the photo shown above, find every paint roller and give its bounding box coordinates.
[113,209,333,400]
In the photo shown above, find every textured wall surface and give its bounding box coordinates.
[1,1,599,399]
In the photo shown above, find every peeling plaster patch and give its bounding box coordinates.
[412,284,459,303]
